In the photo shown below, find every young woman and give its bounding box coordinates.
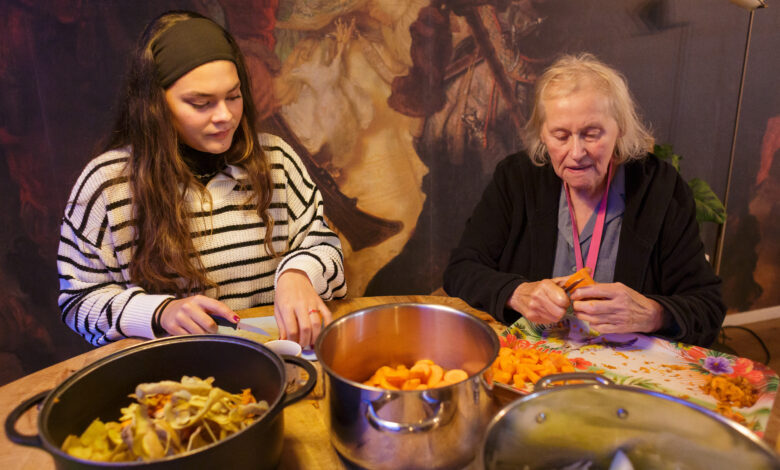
[58,11,346,348]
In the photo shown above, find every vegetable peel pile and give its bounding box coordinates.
[61,376,269,462]
[700,374,757,408]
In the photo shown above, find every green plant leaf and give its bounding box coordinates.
[654,143,681,172]
[655,143,726,225]
[689,177,726,224]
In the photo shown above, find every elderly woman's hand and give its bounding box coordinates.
[570,283,664,334]
[274,269,332,348]
[507,278,570,324]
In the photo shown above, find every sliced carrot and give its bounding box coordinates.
[499,356,516,375]
[512,372,527,388]
[365,360,469,390]
[378,375,399,390]
[493,369,512,385]
[498,348,514,358]
[443,369,468,384]
[409,362,431,382]
[384,367,410,388]
[427,365,444,388]
[492,346,576,390]
[402,378,421,390]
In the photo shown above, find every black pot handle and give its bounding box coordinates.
[5,390,49,448]
[281,355,317,406]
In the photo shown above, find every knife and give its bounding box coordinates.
[563,277,584,297]
[213,316,272,336]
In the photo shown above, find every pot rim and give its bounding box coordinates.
[314,302,500,392]
[36,334,288,466]
[482,372,779,461]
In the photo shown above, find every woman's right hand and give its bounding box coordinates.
[159,295,237,336]
[506,278,570,324]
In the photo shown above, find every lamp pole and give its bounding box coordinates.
[712,1,765,275]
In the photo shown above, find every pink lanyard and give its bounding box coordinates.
[564,162,613,276]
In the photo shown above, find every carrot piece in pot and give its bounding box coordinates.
[443,369,468,384]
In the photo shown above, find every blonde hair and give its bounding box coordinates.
[522,53,654,165]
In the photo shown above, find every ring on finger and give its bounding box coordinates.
[308,308,324,326]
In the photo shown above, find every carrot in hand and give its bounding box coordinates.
[563,267,596,293]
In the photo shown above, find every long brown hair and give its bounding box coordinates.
[105,10,274,295]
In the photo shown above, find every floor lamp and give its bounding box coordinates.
[710,0,768,356]
[712,0,767,276]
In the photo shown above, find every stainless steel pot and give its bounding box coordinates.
[5,335,316,469]
[482,373,780,470]
[315,303,500,470]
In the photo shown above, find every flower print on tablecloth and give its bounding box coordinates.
[662,341,776,391]
[500,317,779,437]
[508,314,622,350]
[703,355,733,374]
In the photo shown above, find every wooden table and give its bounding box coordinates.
[2,296,778,469]
[0,296,498,469]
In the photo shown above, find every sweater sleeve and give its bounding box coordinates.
[443,158,527,323]
[646,173,726,347]
[270,140,347,300]
[57,155,172,346]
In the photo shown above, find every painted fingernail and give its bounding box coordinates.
[233,315,240,322]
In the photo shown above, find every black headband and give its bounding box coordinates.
[151,17,236,89]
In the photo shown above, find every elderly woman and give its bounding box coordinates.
[443,53,725,347]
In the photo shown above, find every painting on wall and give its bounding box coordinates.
[253,0,547,295]
[1,0,778,385]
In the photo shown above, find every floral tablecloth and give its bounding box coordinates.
[500,315,779,437]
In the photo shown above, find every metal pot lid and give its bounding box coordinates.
[482,373,780,470]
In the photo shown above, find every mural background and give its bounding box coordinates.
[1,0,778,385]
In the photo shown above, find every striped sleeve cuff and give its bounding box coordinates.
[275,254,327,297]
[120,293,175,339]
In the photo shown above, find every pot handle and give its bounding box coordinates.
[280,355,317,406]
[5,390,49,448]
[366,391,447,434]
[534,372,614,391]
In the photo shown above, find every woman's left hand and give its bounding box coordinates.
[570,282,664,334]
[274,269,332,347]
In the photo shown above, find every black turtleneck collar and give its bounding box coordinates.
[179,144,227,184]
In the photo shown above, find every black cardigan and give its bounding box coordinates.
[443,152,726,347]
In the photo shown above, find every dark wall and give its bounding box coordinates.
[1,0,778,386]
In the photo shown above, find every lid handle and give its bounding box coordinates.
[534,372,614,391]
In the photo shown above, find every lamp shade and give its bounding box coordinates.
[728,0,767,10]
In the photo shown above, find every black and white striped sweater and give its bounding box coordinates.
[58,133,346,346]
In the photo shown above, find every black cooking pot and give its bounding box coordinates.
[5,335,316,469]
